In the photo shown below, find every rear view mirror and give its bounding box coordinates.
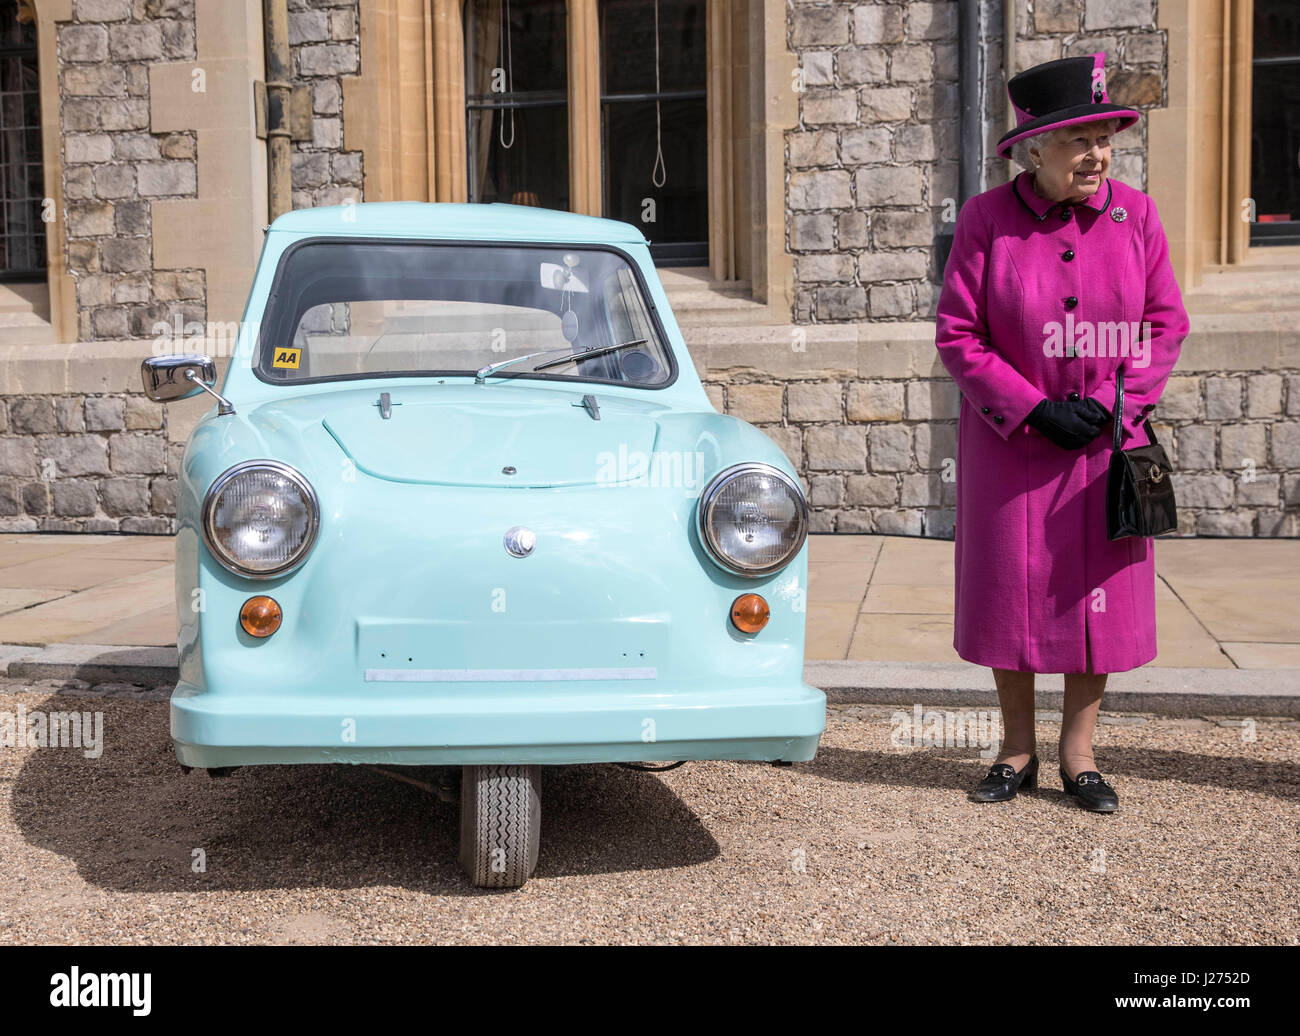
[142,354,215,401]
[539,262,587,293]
[141,354,234,415]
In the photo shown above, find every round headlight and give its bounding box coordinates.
[202,461,319,578]
[698,463,808,577]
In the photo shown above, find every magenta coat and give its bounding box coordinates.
[934,172,1189,674]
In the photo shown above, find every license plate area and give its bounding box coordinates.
[355,616,669,677]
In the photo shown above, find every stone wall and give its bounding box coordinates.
[60,0,204,342]
[0,390,178,533]
[4,334,1295,536]
[785,0,1165,324]
[57,0,364,344]
[287,0,363,208]
[697,327,1300,537]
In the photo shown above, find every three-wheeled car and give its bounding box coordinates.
[143,203,824,887]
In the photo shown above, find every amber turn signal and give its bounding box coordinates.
[239,595,282,638]
[730,593,770,633]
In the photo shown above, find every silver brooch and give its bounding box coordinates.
[1110,206,1127,223]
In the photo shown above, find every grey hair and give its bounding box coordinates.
[1009,130,1053,171]
[1009,117,1122,170]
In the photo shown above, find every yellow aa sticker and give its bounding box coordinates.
[272,348,301,370]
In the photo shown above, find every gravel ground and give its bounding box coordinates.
[0,678,1296,945]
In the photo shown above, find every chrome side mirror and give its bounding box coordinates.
[141,354,234,415]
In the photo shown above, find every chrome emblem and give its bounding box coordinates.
[1110,206,1127,223]
[504,525,536,558]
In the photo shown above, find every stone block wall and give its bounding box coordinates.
[60,0,204,342]
[57,0,364,343]
[785,0,1166,324]
[703,364,1300,538]
[0,391,179,533]
[5,356,1296,537]
[287,0,363,209]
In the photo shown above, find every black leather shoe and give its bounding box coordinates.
[969,754,1038,802]
[1060,766,1119,813]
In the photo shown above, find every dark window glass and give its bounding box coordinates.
[1250,0,1300,244]
[464,0,569,211]
[0,0,44,279]
[600,0,707,265]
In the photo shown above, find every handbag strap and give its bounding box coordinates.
[1115,367,1163,449]
[1113,366,1124,452]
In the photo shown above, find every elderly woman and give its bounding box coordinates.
[935,54,1189,812]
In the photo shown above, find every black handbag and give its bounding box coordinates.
[1106,367,1178,540]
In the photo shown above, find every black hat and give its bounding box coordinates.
[996,52,1139,158]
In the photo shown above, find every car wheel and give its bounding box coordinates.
[458,764,541,888]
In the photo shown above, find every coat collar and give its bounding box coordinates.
[1012,170,1113,221]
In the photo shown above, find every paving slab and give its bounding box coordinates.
[0,555,166,593]
[867,537,954,586]
[0,565,173,644]
[848,612,960,664]
[63,605,177,647]
[0,588,64,616]
[805,603,858,661]
[1221,642,1300,668]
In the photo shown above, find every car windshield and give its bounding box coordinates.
[255,240,674,388]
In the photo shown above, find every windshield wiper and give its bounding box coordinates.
[533,339,648,371]
[475,339,649,383]
[474,347,571,384]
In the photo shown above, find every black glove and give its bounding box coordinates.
[1025,398,1109,450]
[1078,397,1110,423]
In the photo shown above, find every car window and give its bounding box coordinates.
[257,241,674,387]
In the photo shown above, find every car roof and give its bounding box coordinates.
[268,201,650,245]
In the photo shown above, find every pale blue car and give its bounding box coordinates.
[142,203,824,887]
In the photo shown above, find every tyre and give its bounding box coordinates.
[458,764,541,888]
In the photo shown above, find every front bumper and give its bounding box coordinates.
[171,679,826,767]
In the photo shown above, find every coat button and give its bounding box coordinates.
[1142,403,1155,413]
[980,406,990,414]
[993,415,1005,424]
[1062,249,1075,261]
[1059,208,1072,221]
[1067,392,1080,401]
[1063,296,1079,310]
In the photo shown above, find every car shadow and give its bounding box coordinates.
[9,697,720,895]
[807,744,1300,802]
